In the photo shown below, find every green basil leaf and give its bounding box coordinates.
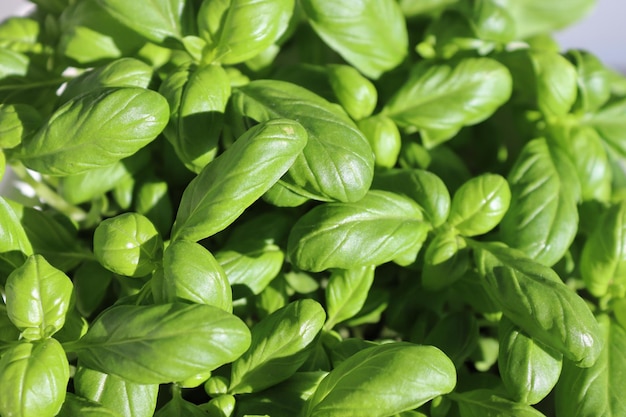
[96,0,184,44]
[0,196,33,280]
[171,118,307,242]
[424,312,478,368]
[74,303,251,384]
[326,64,377,120]
[501,0,595,39]
[20,87,169,176]
[555,315,626,417]
[134,175,173,236]
[74,366,158,417]
[372,168,450,228]
[60,57,154,104]
[0,48,29,80]
[159,64,230,173]
[398,0,458,17]
[473,242,603,367]
[567,50,612,113]
[384,58,512,148]
[451,389,547,417]
[590,98,626,158]
[500,138,580,266]
[263,181,309,207]
[57,393,123,417]
[468,0,516,43]
[159,240,232,312]
[0,103,42,149]
[324,266,375,330]
[5,254,73,339]
[288,190,429,272]
[0,305,20,343]
[73,261,113,318]
[198,0,295,65]
[498,317,563,405]
[448,173,511,236]
[229,299,325,394]
[154,394,207,417]
[357,114,401,169]
[300,0,408,79]
[93,212,163,278]
[232,80,373,202]
[303,343,456,416]
[422,228,469,291]
[0,17,41,53]
[0,339,69,417]
[59,150,150,204]
[580,201,626,298]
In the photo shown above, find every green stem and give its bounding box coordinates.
[0,77,70,93]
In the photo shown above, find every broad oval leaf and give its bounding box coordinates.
[500,138,580,266]
[74,303,251,384]
[324,266,375,330]
[0,103,42,149]
[20,87,169,176]
[288,190,429,272]
[473,242,603,367]
[0,339,69,417]
[301,0,408,79]
[93,212,163,278]
[96,0,185,44]
[498,317,563,405]
[384,58,512,148]
[5,254,73,339]
[229,299,326,394]
[580,201,626,298]
[198,0,295,65]
[232,79,374,202]
[74,366,158,417]
[171,118,307,242]
[0,196,33,280]
[159,63,231,173]
[448,173,511,236]
[303,343,456,417]
[452,389,547,417]
[159,240,232,311]
[372,168,450,228]
[555,315,626,417]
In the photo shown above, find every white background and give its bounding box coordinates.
[0,0,624,70]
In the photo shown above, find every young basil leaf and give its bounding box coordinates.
[93,212,163,278]
[590,98,626,158]
[255,275,289,319]
[0,17,41,53]
[423,312,479,368]
[448,174,510,236]
[0,103,42,149]
[73,261,113,318]
[96,0,185,44]
[422,228,469,291]
[326,64,377,120]
[500,138,580,266]
[451,389,547,417]
[324,266,375,330]
[171,119,307,242]
[201,394,236,417]
[384,58,512,148]
[59,149,150,204]
[473,242,603,367]
[567,50,611,113]
[416,11,489,60]
[198,0,295,64]
[5,254,73,339]
[229,299,325,394]
[154,393,207,417]
[20,87,169,176]
[134,175,173,236]
[263,181,310,207]
[300,0,408,79]
[57,393,123,417]
[232,80,374,202]
[73,303,251,384]
[303,343,456,416]
[74,366,158,417]
[357,114,401,169]
[555,315,626,417]
[498,317,563,405]
[158,240,232,312]
[467,0,516,43]
[580,201,626,298]
[372,168,451,228]
[60,57,154,104]
[288,190,429,272]
[0,339,69,417]
[159,63,230,173]
[0,48,29,79]
[503,0,595,39]
[0,196,33,280]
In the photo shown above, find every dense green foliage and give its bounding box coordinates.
[0,0,625,416]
